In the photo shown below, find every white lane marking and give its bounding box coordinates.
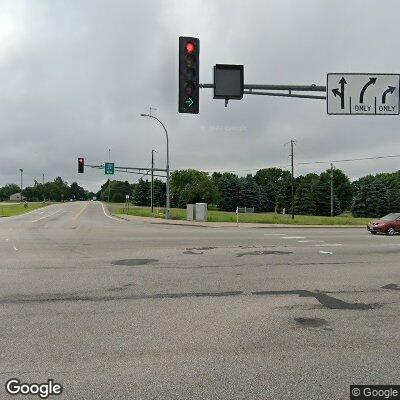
[298,240,324,243]
[283,236,306,239]
[13,246,18,251]
[31,209,63,222]
[101,203,122,222]
[5,238,9,241]
[263,233,287,236]
[314,243,343,247]
[319,250,332,255]
[40,211,44,214]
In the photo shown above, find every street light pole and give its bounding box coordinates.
[19,169,23,202]
[140,114,171,219]
[151,149,157,213]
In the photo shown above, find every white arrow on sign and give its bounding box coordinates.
[327,73,399,115]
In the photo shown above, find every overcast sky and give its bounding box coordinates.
[1,0,399,191]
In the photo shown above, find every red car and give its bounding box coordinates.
[367,213,400,235]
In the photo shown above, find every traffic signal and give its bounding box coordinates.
[78,157,84,173]
[179,36,199,114]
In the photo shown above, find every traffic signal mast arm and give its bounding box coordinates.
[82,163,167,178]
[200,83,327,100]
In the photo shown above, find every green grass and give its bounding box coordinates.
[0,202,49,217]
[115,206,371,225]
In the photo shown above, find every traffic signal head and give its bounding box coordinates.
[179,36,199,114]
[78,157,84,173]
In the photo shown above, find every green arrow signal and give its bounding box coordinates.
[185,97,194,107]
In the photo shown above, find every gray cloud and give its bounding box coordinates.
[1,0,399,191]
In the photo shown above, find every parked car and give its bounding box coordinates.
[367,213,400,235]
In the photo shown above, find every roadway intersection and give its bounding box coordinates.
[0,201,399,399]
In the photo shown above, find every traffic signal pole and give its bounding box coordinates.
[290,140,295,220]
[330,163,334,217]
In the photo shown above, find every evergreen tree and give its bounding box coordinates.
[259,185,274,212]
[254,168,291,210]
[352,177,388,218]
[216,173,240,211]
[388,180,400,213]
[332,168,353,211]
[153,179,165,207]
[313,174,341,216]
[238,174,260,210]
[294,181,315,215]
[133,179,150,206]
[275,176,292,213]
[111,192,126,203]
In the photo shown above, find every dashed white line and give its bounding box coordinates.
[319,250,332,255]
[283,236,306,239]
[263,233,287,236]
[31,209,63,223]
[314,243,343,247]
[298,240,325,243]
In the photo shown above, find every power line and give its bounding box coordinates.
[174,152,400,175]
[296,153,400,166]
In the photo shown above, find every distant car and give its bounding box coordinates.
[367,213,400,235]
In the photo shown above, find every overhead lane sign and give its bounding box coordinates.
[327,73,399,115]
[104,162,114,175]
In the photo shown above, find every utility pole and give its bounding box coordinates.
[108,149,111,203]
[151,149,156,213]
[290,140,295,219]
[330,163,334,217]
[19,169,23,202]
[42,173,45,203]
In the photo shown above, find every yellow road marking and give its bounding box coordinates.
[72,203,88,221]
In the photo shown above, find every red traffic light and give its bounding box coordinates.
[78,157,84,173]
[185,41,195,54]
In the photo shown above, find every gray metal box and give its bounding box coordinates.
[195,203,208,222]
[186,204,195,221]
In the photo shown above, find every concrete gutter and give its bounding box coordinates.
[115,213,366,229]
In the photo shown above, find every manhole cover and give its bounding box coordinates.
[111,259,158,266]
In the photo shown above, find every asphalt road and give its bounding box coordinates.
[0,201,399,400]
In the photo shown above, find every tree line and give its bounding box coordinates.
[2,168,399,218]
[167,168,400,218]
[0,178,93,202]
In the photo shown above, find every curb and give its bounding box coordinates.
[114,214,366,229]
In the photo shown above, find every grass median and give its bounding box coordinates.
[115,206,371,226]
[0,202,49,217]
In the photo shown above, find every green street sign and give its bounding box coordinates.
[105,162,114,175]
[185,96,194,108]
